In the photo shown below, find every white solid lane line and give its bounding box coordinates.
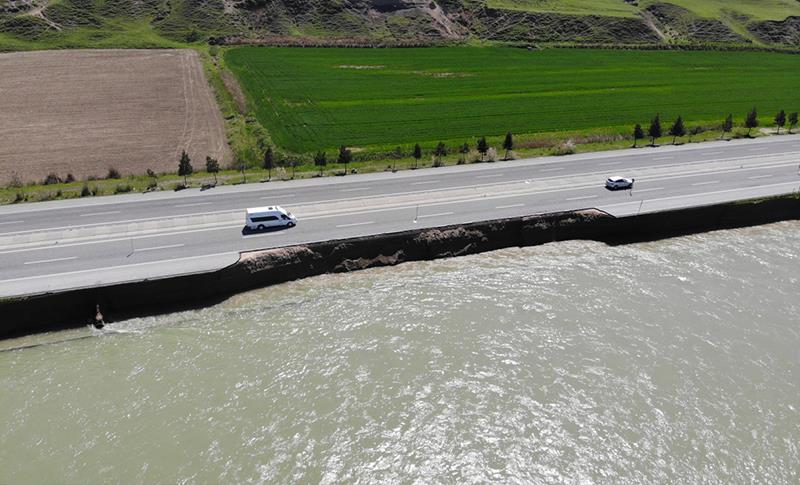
[336,221,375,228]
[496,203,524,209]
[79,211,121,217]
[260,194,295,200]
[0,220,24,226]
[634,187,665,193]
[477,174,505,179]
[692,180,720,186]
[748,174,773,180]
[598,161,622,166]
[419,212,455,219]
[174,202,213,208]
[653,156,674,161]
[2,252,239,285]
[340,187,371,192]
[24,256,77,265]
[566,195,598,201]
[705,151,724,155]
[411,180,440,185]
[540,167,564,172]
[134,243,185,253]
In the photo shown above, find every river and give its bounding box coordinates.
[1,221,798,484]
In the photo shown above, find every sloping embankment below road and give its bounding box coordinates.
[2,195,799,338]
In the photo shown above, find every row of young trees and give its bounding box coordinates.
[175,107,799,185]
[632,108,799,147]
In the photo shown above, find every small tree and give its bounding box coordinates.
[721,114,733,140]
[338,145,352,174]
[668,116,686,145]
[178,150,193,186]
[314,151,327,176]
[434,142,447,166]
[789,112,799,134]
[391,146,402,171]
[688,126,702,143]
[239,160,247,183]
[205,156,219,184]
[412,143,422,169]
[477,137,489,161]
[263,146,275,181]
[290,159,300,179]
[775,109,786,135]
[502,132,514,160]
[632,124,644,148]
[648,114,662,146]
[458,142,470,164]
[745,107,758,137]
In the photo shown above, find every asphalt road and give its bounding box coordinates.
[1,136,799,297]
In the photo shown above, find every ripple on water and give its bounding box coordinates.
[1,221,799,484]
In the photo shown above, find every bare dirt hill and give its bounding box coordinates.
[0,49,230,184]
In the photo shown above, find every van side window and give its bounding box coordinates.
[251,215,278,222]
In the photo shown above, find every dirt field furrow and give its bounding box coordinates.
[0,49,230,185]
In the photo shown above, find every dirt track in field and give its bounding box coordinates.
[0,49,230,185]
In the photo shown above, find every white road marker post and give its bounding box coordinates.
[414,205,419,224]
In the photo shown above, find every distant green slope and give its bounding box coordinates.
[490,0,800,20]
[2,1,800,50]
[226,46,800,153]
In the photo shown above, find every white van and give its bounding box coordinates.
[245,206,297,230]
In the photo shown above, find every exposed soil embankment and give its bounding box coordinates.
[2,197,799,338]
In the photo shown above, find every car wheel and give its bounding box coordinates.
[287,222,295,228]
[257,224,265,231]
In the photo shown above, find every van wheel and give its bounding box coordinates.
[287,222,295,228]
[257,224,265,231]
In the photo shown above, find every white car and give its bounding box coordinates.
[246,206,296,230]
[605,176,634,190]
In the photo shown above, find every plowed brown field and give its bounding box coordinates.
[0,49,230,185]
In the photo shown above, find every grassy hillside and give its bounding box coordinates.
[490,0,800,20]
[226,46,800,153]
[2,0,800,50]
[485,0,800,45]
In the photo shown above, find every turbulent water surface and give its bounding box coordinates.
[1,222,799,484]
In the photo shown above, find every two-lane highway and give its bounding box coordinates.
[1,135,799,297]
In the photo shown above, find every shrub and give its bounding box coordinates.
[65,173,76,183]
[106,167,121,179]
[81,185,91,197]
[553,140,576,156]
[7,173,23,189]
[43,173,62,185]
[114,184,132,194]
[13,192,25,203]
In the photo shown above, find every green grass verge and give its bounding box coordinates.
[225,47,800,155]
[1,124,778,206]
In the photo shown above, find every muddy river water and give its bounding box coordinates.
[1,221,798,483]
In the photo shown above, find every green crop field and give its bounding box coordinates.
[225,47,800,153]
